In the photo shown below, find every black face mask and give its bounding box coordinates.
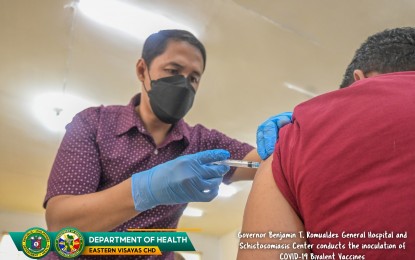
[144,74,196,124]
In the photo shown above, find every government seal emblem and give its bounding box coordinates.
[21,227,51,259]
[54,227,85,258]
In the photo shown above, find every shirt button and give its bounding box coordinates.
[154,149,158,155]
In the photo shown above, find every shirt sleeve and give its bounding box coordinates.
[43,107,102,208]
[197,126,254,184]
[271,121,302,218]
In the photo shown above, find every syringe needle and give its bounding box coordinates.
[212,159,260,168]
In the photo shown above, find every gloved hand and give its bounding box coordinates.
[131,149,231,212]
[256,112,293,160]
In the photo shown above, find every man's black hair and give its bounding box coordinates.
[340,27,415,88]
[141,29,206,70]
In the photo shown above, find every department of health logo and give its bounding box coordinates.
[22,227,51,259]
[55,227,85,258]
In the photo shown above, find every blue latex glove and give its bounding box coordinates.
[256,112,293,160]
[131,149,231,212]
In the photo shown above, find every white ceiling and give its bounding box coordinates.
[1,0,414,236]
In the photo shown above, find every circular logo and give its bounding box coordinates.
[21,227,51,259]
[54,227,85,258]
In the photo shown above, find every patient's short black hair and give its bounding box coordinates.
[340,27,415,88]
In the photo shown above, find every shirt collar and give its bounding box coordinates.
[116,94,143,136]
[116,93,191,144]
[169,119,191,146]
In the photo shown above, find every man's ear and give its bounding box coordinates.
[136,58,146,83]
[353,69,366,82]
[353,70,379,82]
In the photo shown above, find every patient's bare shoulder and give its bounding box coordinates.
[237,157,309,259]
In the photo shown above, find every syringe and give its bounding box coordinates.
[212,159,260,168]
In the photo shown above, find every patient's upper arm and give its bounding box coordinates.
[237,156,309,259]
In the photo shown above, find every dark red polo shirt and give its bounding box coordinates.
[273,71,415,259]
